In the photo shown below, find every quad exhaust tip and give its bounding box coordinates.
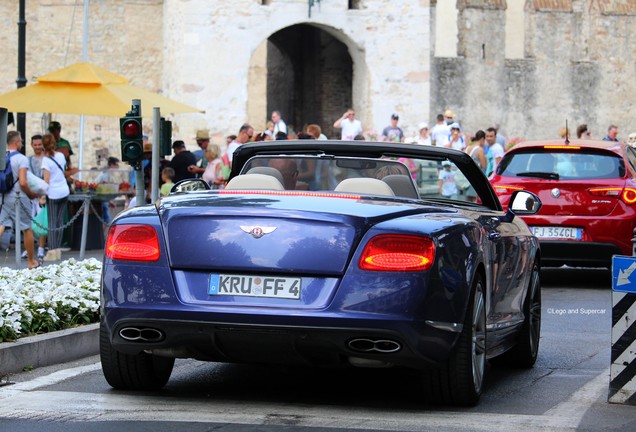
[347,338,401,353]
[119,327,164,343]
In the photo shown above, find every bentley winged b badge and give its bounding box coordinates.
[240,226,277,239]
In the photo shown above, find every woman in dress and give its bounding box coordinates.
[41,133,71,261]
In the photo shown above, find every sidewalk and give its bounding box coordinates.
[0,246,104,377]
[0,246,105,270]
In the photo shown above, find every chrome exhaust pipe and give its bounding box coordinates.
[347,338,401,353]
[119,327,164,342]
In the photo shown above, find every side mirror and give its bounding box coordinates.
[509,190,541,214]
[170,178,210,194]
[502,190,541,222]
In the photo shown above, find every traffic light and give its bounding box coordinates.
[119,111,143,164]
[160,117,172,157]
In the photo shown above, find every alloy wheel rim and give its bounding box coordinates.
[472,286,486,393]
[528,268,541,356]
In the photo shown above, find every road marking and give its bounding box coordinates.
[0,363,617,431]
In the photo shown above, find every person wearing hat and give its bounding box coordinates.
[48,121,73,167]
[192,130,210,164]
[444,110,455,125]
[382,113,405,143]
[444,122,466,151]
[415,122,431,145]
[167,140,196,183]
[438,160,458,199]
[188,130,210,178]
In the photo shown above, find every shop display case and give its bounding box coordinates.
[71,169,133,195]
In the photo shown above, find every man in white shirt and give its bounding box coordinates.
[333,108,363,140]
[271,111,287,136]
[0,131,39,269]
[485,127,504,176]
[430,114,450,146]
[225,123,254,165]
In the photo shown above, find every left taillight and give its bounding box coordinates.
[105,224,160,262]
[359,234,435,272]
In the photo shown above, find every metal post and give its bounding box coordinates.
[151,108,161,203]
[14,192,21,265]
[16,0,27,152]
[79,198,89,260]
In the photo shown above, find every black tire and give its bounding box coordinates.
[100,324,174,390]
[492,261,541,368]
[422,277,486,406]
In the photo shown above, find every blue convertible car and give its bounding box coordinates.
[100,141,542,406]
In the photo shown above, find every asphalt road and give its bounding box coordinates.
[0,267,634,431]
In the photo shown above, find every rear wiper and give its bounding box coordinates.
[517,171,560,180]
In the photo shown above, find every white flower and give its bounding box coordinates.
[0,258,102,340]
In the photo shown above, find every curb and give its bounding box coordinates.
[0,323,99,376]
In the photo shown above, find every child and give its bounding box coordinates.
[438,161,457,199]
[160,167,175,196]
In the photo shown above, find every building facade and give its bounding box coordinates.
[0,0,635,169]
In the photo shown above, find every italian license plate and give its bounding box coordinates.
[531,226,582,240]
[208,274,301,300]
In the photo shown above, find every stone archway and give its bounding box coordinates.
[247,24,354,139]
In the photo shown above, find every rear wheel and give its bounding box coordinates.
[492,261,541,368]
[422,277,486,406]
[100,324,174,390]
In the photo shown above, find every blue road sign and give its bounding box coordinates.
[612,255,636,293]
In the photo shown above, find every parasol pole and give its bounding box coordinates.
[78,0,89,179]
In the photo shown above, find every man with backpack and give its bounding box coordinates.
[0,131,40,269]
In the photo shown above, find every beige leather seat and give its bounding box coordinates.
[225,173,285,190]
[334,178,395,196]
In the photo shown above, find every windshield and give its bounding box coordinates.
[240,155,483,204]
[498,151,625,180]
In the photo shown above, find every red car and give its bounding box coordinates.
[490,139,636,268]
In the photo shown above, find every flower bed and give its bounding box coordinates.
[0,258,101,342]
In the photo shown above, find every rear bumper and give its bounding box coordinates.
[539,241,622,268]
[102,313,459,370]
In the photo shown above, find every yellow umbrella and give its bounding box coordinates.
[0,62,203,116]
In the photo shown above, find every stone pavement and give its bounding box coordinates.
[0,246,104,376]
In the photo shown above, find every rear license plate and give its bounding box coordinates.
[209,274,301,300]
[531,226,582,240]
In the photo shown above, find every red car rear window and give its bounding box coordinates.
[498,151,624,180]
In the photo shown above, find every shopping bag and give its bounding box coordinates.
[27,171,49,195]
[32,205,48,238]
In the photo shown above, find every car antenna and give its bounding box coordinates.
[564,119,570,145]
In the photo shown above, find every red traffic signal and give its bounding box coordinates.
[122,119,141,138]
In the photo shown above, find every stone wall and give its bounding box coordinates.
[432,0,636,141]
[2,0,636,172]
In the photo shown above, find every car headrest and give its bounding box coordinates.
[334,178,395,196]
[246,166,285,186]
[225,173,285,190]
[381,174,419,199]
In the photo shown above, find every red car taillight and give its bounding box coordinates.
[105,224,160,262]
[359,234,435,272]
[588,187,636,204]
[492,185,524,195]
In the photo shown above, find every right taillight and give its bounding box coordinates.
[622,188,636,204]
[105,224,160,261]
[359,234,435,272]
[588,187,636,204]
